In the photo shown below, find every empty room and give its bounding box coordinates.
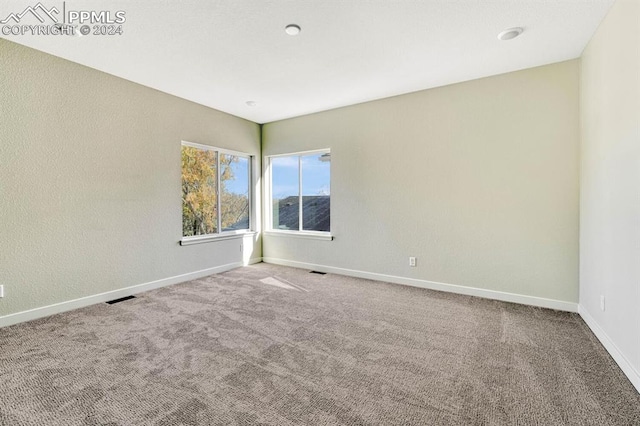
[1,0,639,424]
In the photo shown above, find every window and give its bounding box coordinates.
[267,150,331,236]
[181,142,251,242]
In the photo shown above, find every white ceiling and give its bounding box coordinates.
[2,0,614,123]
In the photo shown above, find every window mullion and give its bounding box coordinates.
[248,156,252,232]
[217,151,221,234]
[298,156,303,231]
[266,158,271,231]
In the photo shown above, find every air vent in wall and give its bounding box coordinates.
[106,295,136,305]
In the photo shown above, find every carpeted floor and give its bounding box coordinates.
[0,263,638,425]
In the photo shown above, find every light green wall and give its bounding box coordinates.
[0,40,261,317]
[580,0,640,388]
[263,60,580,304]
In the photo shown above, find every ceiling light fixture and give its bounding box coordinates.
[498,27,524,41]
[245,101,257,107]
[285,24,301,36]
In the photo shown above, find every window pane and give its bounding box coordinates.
[271,156,299,231]
[181,146,218,236]
[220,154,250,231]
[302,153,330,232]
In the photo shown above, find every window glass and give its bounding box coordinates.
[221,154,250,231]
[302,153,331,232]
[182,146,218,237]
[271,156,299,231]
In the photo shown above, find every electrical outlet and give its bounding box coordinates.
[600,295,605,311]
[409,257,417,267]
[0,285,4,298]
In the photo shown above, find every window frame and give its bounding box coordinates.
[180,141,254,245]
[265,148,332,241]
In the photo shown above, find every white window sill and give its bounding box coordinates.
[264,231,334,241]
[180,231,257,246]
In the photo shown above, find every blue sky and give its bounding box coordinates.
[220,153,330,198]
[222,157,249,195]
[272,154,330,199]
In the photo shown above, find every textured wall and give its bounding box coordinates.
[263,60,580,304]
[580,0,640,387]
[0,40,261,317]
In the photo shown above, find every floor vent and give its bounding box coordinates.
[309,271,327,275]
[106,295,136,305]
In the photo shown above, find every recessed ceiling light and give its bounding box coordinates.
[246,101,257,107]
[498,27,524,41]
[285,24,301,36]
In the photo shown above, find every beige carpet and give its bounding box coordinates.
[0,263,638,425]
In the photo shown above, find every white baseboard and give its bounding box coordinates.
[263,257,578,312]
[0,257,262,329]
[578,305,640,393]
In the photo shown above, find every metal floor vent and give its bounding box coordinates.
[309,271,327,275]
[106,295,136,305]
